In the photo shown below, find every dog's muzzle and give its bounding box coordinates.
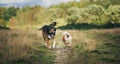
[48,35,52,39]
[48,34,54,39]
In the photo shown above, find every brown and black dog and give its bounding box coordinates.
[41,22,57,49]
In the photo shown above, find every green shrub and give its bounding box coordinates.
[106,5,120,24]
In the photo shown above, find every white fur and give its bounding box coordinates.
[62,31,72,46]
[48,35,51,39]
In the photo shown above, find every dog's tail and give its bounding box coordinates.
[38,26,43,30]
[38,28,42,30]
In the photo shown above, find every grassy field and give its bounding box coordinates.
[66,28,120,64]
[0,28,120,64]
[0,29,55,64]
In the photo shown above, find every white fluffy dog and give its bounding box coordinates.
[62,31,72,47]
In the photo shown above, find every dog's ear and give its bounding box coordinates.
[53,22,57,26]
[50,22,57,26]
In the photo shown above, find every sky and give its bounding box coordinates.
[0,0,80,8]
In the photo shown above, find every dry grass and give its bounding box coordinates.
[0,29,54,64]
[0,28,120,64]
[66,28,120,64]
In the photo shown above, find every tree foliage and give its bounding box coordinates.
[0,7,18,27]
[106,5,120,23]
[0,0,120,28]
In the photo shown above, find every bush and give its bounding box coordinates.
[106,5,120,24]
[80,4,105,25]
[66,7,80,24]
[48,8,63,21]
[66,5,106,25]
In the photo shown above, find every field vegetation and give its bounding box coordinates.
[0,0,120,64]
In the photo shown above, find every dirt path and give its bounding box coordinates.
[53,47,71,64]
[52,30,70,64]
[52,30,98,64]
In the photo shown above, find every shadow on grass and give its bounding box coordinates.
[0,26,10,30]
[58,22,120,30]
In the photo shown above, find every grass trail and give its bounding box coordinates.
[53,28,120,64]
[53,29,98,64]
[0,28,120,64]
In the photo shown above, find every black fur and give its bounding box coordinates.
[41,22,57,39]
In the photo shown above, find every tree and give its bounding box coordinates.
[3,7,17,21]
[48,8,64,21]
[66,7,80,24]
[106,5,120,24]
[0,7,7,27]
